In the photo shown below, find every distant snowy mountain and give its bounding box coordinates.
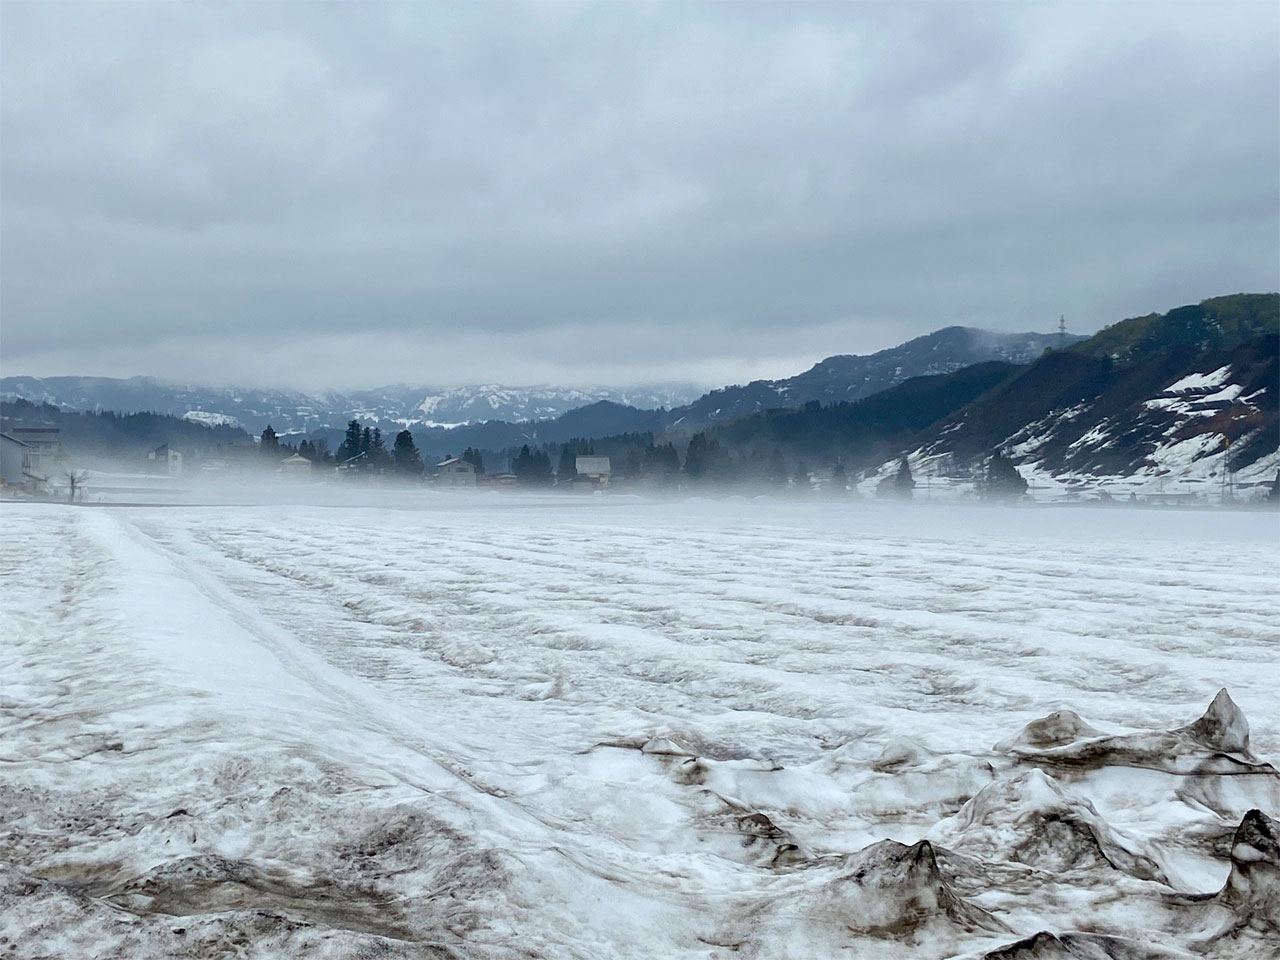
[0,377,702,437]
[0,327,1076,443]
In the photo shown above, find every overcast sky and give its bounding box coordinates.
[2,2,1277,390]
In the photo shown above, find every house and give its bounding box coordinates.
[7,427,65,481]
[1,433,30,485]
[575,455,611,485]
[1,432,44,492]
[335,450,369,478]
[279,453,313,477]
[435,457,477,487]
[147,443,183,475]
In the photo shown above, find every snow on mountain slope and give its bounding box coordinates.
[1,327,1071,439]
[2,498,1277,958]
[0,377,702,435]
[862,335,1278,502]
[1012,350,1276,498]
[181,410,241,429]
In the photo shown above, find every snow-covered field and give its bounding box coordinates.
[2,496,1278,959]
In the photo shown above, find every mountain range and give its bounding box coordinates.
[4,295,1275,493]
[0,379,701,437]
[1,327,1081,457]
[680,293,1278,493]
[667,327,1080,429]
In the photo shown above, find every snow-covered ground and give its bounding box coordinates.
[2,496,1278,958]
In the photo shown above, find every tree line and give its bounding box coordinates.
[254,419,424,477]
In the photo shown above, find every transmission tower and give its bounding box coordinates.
[1058,315,1067,348]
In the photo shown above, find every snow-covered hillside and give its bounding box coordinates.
[868,336,1279,502]
[2,498,1277,958]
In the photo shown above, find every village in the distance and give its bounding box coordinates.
[3,292,1278,507]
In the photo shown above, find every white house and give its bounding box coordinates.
[279,453,313,477]
[7,427,64,481]
[147,444,183,476]
[436,457,477,487]
[575,455,611,483]
[1,433,38,489]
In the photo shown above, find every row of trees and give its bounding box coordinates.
[511,445,553,484]
[875,452,1027,500]
[257,420,424,477]
[488,434,1026,496]
[260,417,1028,496]
[334,420,423,475]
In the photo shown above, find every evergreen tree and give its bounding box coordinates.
[534,449,553,484]
[641,442,679,486]
[621,448,642,481]
[557,444,578,481]
[685,435,715,480]
[359,427,372,456]
[767,449,788,486]
[392,430,424,477]
[337,420,362,462]
[831,457,847,489]
[684,435,731,482]
[893,457,915,497]
[512,445,553,485]
[260,424,280,458]
[512,445,534,482]
[980,451,1028,500]
[368,427,389,468]
[462,447,485,473]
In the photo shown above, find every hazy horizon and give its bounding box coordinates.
[0,296,1264,395]
[5,310,1089,393]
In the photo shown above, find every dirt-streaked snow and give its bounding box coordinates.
[2,497,1277,958]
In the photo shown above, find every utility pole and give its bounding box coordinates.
[1222,437,1233,503]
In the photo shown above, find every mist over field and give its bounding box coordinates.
[3,496,1278,958]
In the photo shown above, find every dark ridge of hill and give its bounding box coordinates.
[0,399,253,456]
[704,361,1022,463]
[1069,293,1278,363]
[914,332,1278,480]
[409,401,667,460]
[668,327,1079,430]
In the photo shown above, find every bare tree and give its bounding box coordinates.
[66,469,88,503]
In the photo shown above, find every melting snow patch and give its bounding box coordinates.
[1165,366,1232,393]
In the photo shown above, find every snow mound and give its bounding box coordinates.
[1182,688,1252,755]
[1164,809,1280,955]
[734,838,1007,955]
[995,690,1277,777]
[978,929,1188,959]
[820,838,1001,935]
[1216,808,1279,925]
[844,739,996,818]
[935,770,1166,883]
[995,710,1106,753]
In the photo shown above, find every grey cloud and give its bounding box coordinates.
[2,2,1276,389]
